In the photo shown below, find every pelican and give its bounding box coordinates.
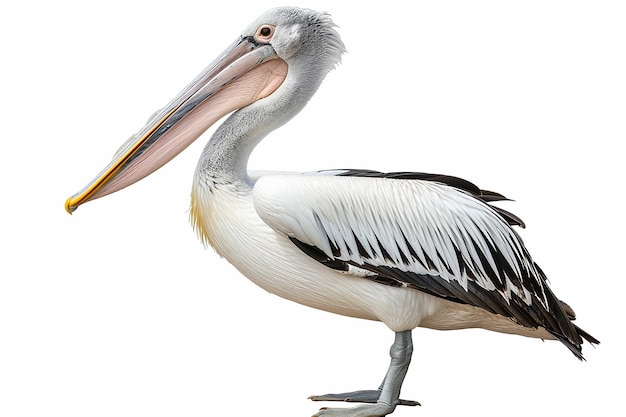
[66,7,598,416]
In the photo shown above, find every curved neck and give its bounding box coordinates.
[195,56,331,185]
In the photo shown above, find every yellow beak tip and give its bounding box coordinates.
[65,197,77,215]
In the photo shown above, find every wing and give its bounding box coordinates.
[253,169,590,357]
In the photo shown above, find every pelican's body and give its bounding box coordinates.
[192,171,551,338]
[66,7,598,416]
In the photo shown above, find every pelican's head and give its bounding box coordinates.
[65,7,345,213]
[246,8,345,76]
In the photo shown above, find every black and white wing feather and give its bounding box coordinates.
[252,170,596,358]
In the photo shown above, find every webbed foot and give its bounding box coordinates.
[309,390,419,406]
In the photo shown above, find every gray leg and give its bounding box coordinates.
[310,331,418,417]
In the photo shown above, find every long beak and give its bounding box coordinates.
[65,37,287,214]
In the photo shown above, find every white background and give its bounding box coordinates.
[1,1,624,416]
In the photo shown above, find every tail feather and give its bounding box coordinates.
[575,324,600,347]
[552,299,599,360]
[550,324,599,361]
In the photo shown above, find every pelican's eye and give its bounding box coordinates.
[254,25,275,43]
